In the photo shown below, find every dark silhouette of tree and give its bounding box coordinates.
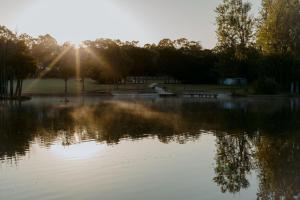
[10,41,36,98]
[31,34,59,77]
[0,26,16,99]
[0,26,36,99]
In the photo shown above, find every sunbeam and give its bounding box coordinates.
[83,47,107,68]
[83,47,115,75]
[75,48,81,93]
[24,45,73,93]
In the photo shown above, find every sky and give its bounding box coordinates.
[0,0,261,48]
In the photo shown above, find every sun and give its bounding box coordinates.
[70,40,82,48]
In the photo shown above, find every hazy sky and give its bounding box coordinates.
[0,0,261,48]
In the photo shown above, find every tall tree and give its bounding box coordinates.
[0,26,36,99]
[56,42,75,101]
[215,0,256,80]
[10,41,36,99]
[0,26,16,99]
[257,0,300,55]
[257,0,300,93]
[215,0,255,54]
[31,34,59,76]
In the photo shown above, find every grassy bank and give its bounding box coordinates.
[163,84,247,94]
[21,78,247,96]
[22,79,149,95]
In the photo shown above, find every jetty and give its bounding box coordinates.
[182,90,219,99]
[150,84,177,97]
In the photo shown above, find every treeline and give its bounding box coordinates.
[2,99,300,198]
[1,0,300,99]
[0,27,36,99]
[81,38,216,85]
[215,0,300,94]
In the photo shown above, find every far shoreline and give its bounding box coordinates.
[22,92,299,99]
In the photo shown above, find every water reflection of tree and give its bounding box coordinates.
[213,133,255,193]
[2,99,300,200]
[255,134,300,200]
[70,101,197,144]
[211,102,300,196]
[0,100,203,161]
[0,104,76,162]
[2,99,298,161]
[0,104,37,160]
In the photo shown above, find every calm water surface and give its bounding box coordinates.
[1,97,300,200]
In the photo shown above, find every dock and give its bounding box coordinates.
[182,91,218,99]
[150,84,177,97]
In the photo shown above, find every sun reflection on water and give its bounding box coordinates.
[51,141,106,160]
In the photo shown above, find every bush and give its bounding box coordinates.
[252,78,280,94]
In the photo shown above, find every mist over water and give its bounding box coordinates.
[1,97,300,200]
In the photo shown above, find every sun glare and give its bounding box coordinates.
[24,45,73,92]
[51,141,107,160]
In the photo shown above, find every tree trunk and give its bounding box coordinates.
[1,66,8,99]
[9,78,14,98]
[0,70,3,99]
[18,79,23,98]
[114,79,119,89]
[291,82,295,94]
[15,79,20,97]
[82,77,85,92]
[64,79,68,102]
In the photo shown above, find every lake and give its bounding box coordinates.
[1,97,300,200]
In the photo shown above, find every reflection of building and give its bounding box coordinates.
[222,101,247,110]
[220,78,247,86]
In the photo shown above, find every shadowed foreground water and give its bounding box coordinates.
[1,97,300,200]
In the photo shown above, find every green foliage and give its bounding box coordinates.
[215,0,255,51]
[215,0,259,83]
[2,0,300,98]
[257,0,300,55]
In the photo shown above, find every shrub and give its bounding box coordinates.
[252,78,280,94]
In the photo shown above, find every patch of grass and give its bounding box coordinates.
[22,79,149,94]
[22,79,249,95]
[163,84,248,94]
